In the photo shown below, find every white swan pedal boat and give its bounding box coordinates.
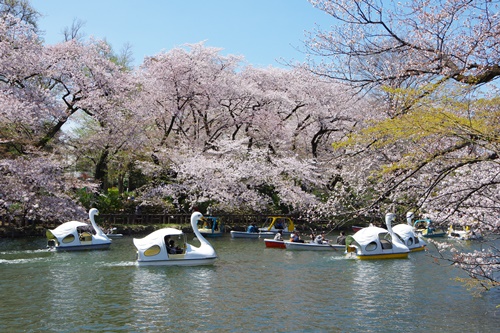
[392,212,426,252]
[346,213,410,260]
[46,208,111,251]
[133,212,217,266]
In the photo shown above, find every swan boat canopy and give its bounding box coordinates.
[133,212,217,266]
[198,216,224,237]
[46,208,111,251]
[346,213,410,260]
[392,212,426,252]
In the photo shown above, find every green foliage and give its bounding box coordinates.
[76,187,95,210]
[76,187,125,214]
[454,276,500,297]
[95,187,123,214]
[7,202,23,214]
[255,184,291,214]
[333,85,500,176]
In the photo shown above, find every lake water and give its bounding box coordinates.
[1,234,499,332]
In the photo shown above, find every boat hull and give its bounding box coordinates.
[106,234,123,238]
[420,232,446,238]
[136,257,217,266]
[356,252,409,260]
[409,246,426,252]
[264,239,286,248]
[230,231,274,239]
[284,241,344,251]
[53,243,111,251]
[199,231,224,238]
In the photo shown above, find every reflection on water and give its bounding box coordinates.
[0,236,499,332]
[131,266,220,331]
[349,260,417,331]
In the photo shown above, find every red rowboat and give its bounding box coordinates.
[352,226,364,233]
[264,238,286,249]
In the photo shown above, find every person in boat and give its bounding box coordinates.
[291,231,304,243]
[315,232,328,244]
[168,239,183,254]
[336,231,346,245]
[274,230,283,241]
[247,223,259,233]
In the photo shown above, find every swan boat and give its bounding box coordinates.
[198,216,224,238]
[284,240,345,251]
[133,212,217,266]
[46,208,112,251]
[346,213,410,260]
[392,212,426,252]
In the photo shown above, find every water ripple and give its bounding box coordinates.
[0,236,499,332]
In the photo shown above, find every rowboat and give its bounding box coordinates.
[105,227,123,238]
[352,226,364,233]
[284,241,344,251]
[264,239,286,248]
[230,230,275,239]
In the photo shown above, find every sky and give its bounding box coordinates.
[30,0,333,68]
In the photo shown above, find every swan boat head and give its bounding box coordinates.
[188,211,218,259]
[88,208,112,242]
[406,211,414,226]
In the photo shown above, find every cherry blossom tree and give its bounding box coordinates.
[306,0,500,90]
[0,153,94,224]
[305,0,500,290]
[0,11,140,223]
[0,0,39,30]
[130,44,367,220]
